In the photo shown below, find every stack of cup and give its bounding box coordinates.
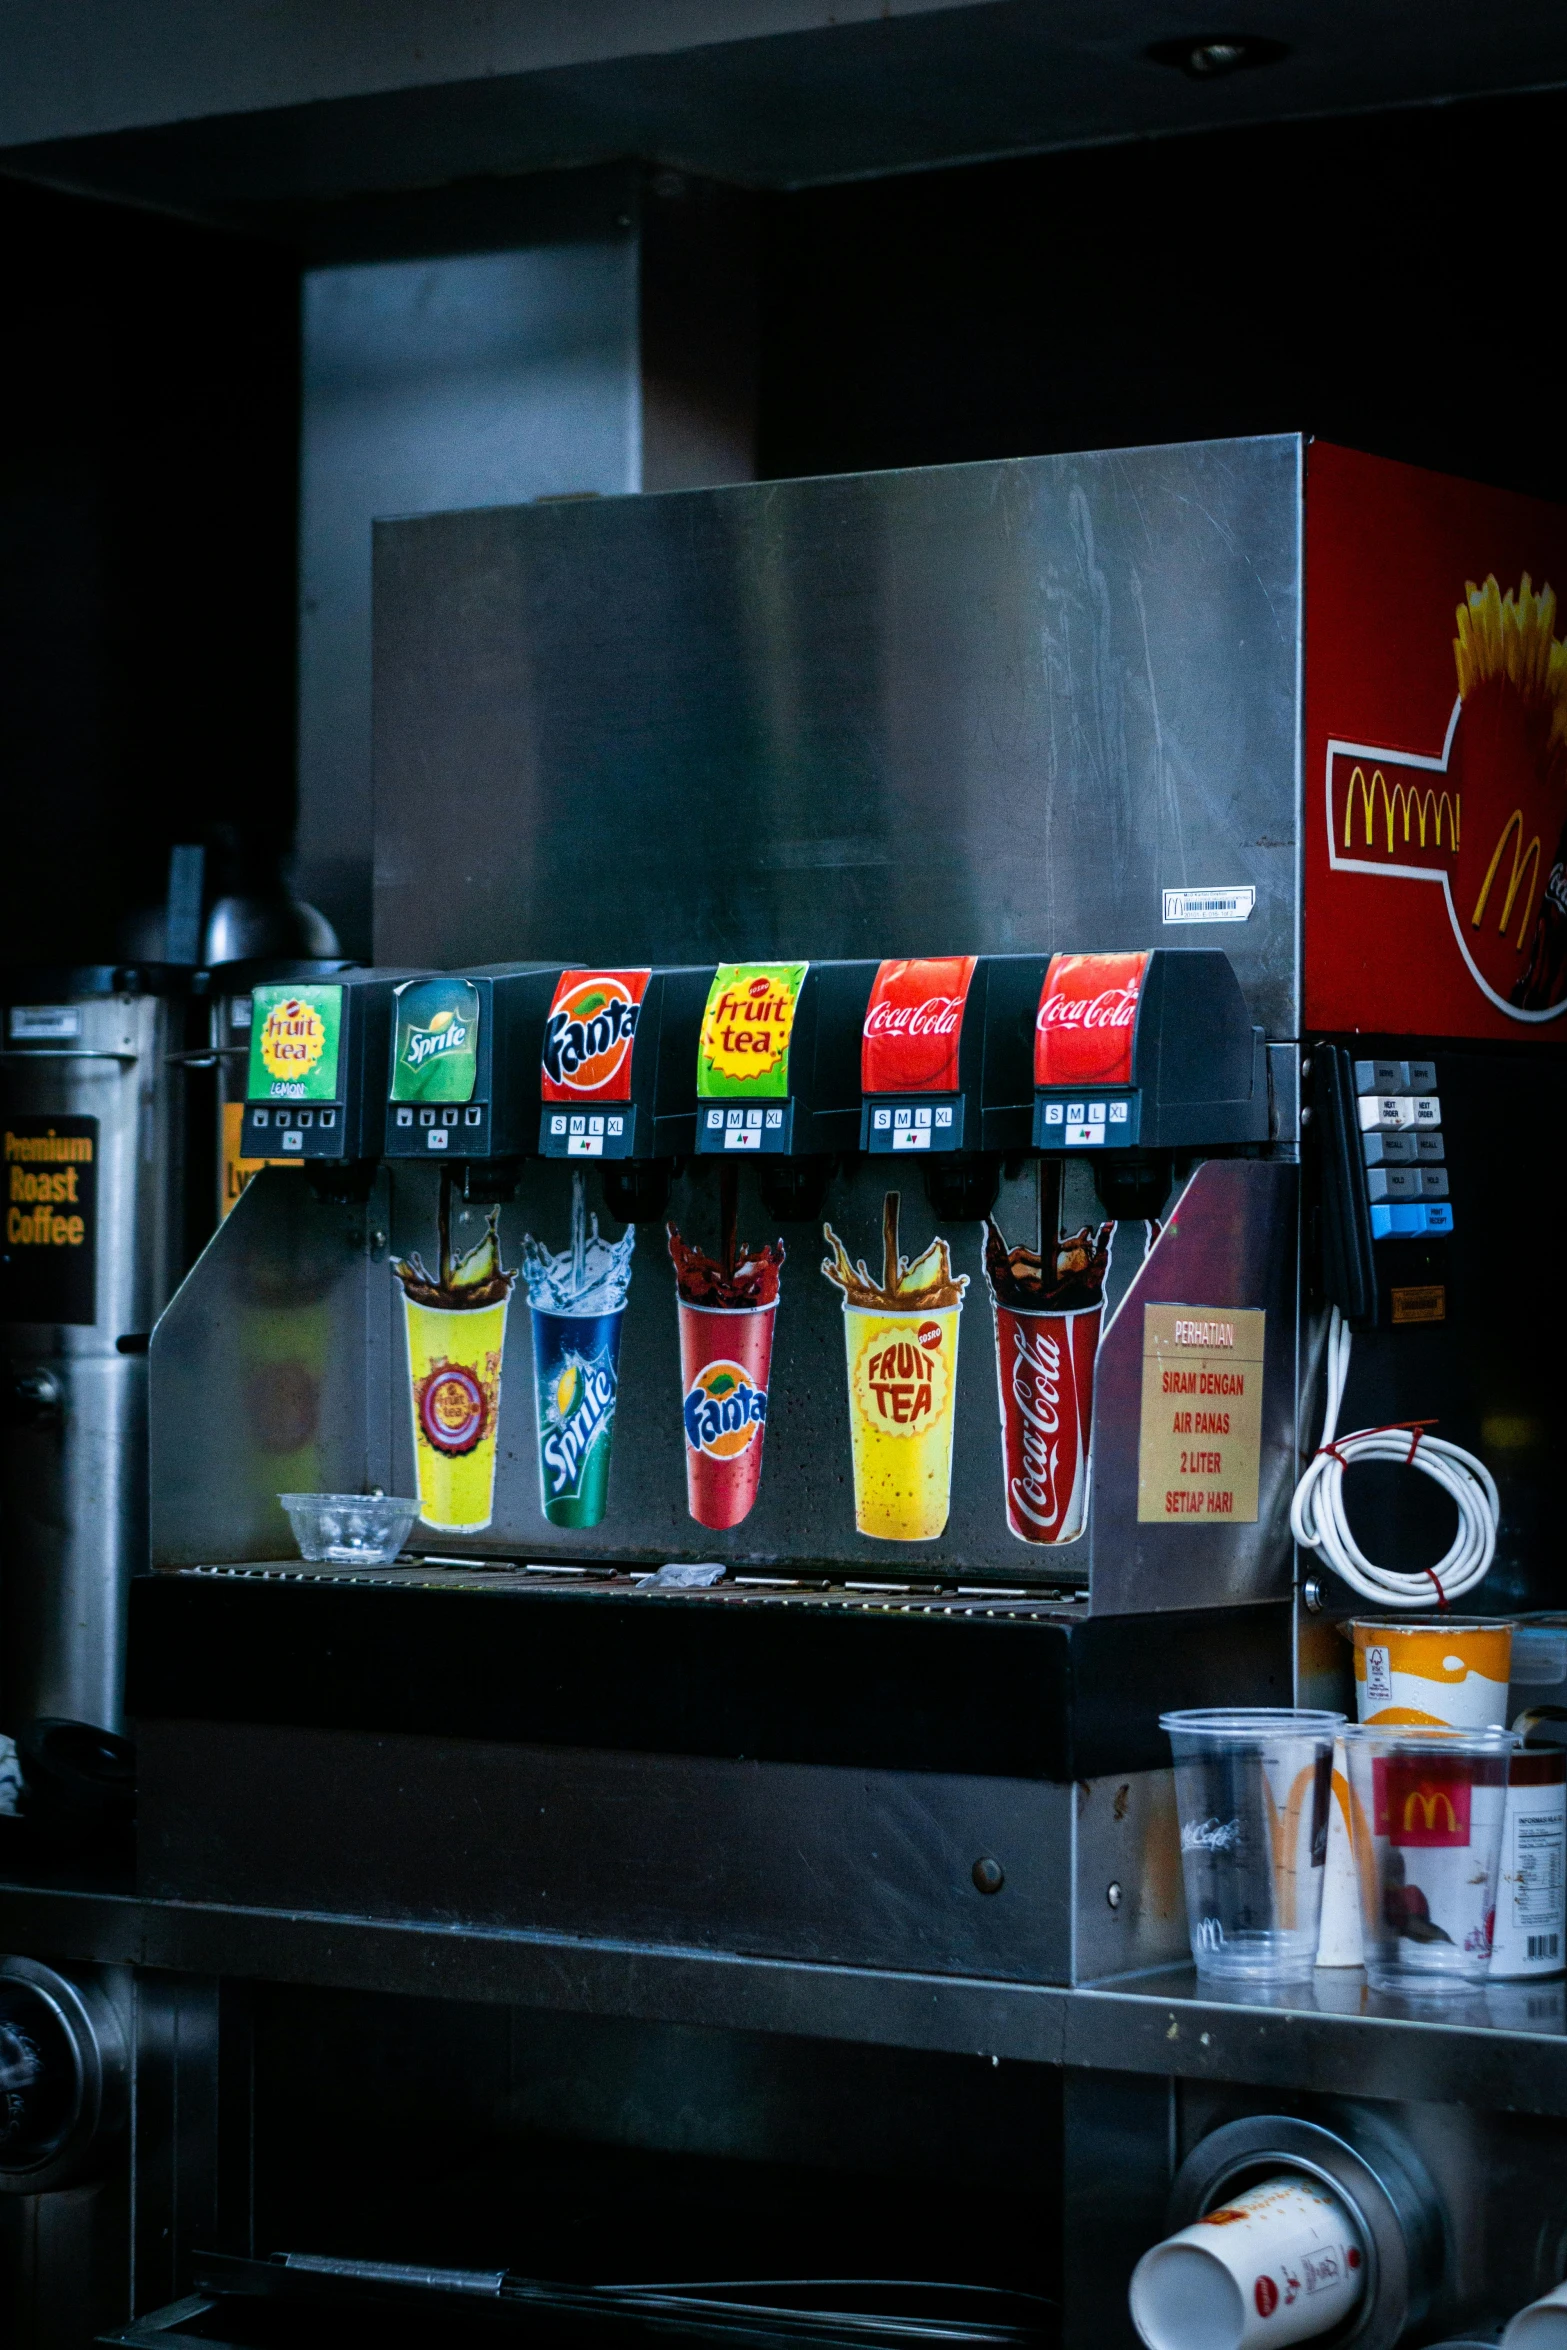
[1317,1619,1514,1972]
[1129,2172,1365,2350]
[1504,2285,1567,2344]
[1161,1710,1343,1981]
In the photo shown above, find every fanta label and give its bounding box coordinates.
[541,972,650,1102]
[683,1359,767,1456]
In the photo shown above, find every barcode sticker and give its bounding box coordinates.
[1528,1933,1560,1959]
[1162,886,1256,925]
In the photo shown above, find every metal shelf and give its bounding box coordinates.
[5,1878,1567,2117]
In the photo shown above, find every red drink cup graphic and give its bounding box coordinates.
[678,1300,776,1530]
[993,1300,1103,1544]
[984,1200,1112,1547]
[668,1198,785,1533]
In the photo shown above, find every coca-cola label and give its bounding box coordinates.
[1034,951,1149,1090]
[993,1302,1102,1544]
[541,970,650,1103]
[861,956,977,1094]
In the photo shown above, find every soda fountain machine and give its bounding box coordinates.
[6,436,1567,2348]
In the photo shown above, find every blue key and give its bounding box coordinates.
[1370,1204,1394,1239]
[1423,1203,1454,1235]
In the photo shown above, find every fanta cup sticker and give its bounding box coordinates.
[683,1359,768,1457]
[541,971,650,1102]
[248,984,343,1103]
[851,1312,954,1435]
[392,977,480,1104]
[416,1356,494,1456]
[1034,951,1149,1089]
[861,957,977,1093]
[698,964,807,1098]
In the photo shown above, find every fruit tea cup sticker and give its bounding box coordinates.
[698,963,808,1099]
[249,984,343,1104]
[392,977,481,1105]
[541,970,650,1103]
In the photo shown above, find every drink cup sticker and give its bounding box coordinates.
[1373,1757,1473,1847]
[669,1194,784,1531]
[698,964,808,1099]
[521,1170,635,1528]
[861,956,976,1094]
[822,1191,968,1542]
[541,970,650,1102]
[392,977,481,1105]
[249,984,343,1103]
[392,1173,516,1533]
[1033,951,1149,1090]
[983,1202,1112,1545]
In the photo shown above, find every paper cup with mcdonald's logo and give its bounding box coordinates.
[1129,2173,1365,2350]
[1342,1720,1517,1992]
[843,1302,962,1541]
[1352,1618,1513,1728]
[403,1295,509,1533]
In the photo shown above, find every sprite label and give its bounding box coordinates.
[248,984,343,1103]
[697,962,808,1099]
[392,977,481,1104]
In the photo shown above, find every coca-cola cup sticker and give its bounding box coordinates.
[1033,950,1149,1090]
[993,1301,1102,1544]
[862,956,977,1093]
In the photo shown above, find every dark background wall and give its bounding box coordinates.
[3,82,1566,965]
[0,178,298,966]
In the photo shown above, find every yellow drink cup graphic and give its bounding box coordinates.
[393,1183,517,1537]
[403,1294,509,1532]
[843,1299,962,1541]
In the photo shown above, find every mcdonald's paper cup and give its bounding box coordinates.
[1352,1618,1513,1729]
[1342,1721,1517,1993]
[1129,2172,1365,2350]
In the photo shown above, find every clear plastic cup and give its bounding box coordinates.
[279,1492,420,1565]
[1342,1722,1519,1994]
[1161,1709,1344,1981]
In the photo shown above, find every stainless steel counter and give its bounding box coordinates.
[5,1876,1567,2117]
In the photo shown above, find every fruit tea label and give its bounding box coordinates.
[391,978,480,1104]
[541,970,650,1102]
[698,963,807,1098]
[1034,951,1149,1090]
[861,956,976,1094]
[249,984,343,1103]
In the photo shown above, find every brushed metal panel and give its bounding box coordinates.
[136,1720,1075,1982]
[149,1170,382,1569]
[372,437,1302,1038]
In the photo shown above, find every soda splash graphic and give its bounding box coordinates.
[981,1158,1112,1314]
[392,1170,515,1309]
[821,1190,968,1311]
[521,1170,635,1317]
[669,1164,784,1307]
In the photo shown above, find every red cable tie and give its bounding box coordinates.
[1423,1566,1449,1611]
[1314,1417,1436,1466]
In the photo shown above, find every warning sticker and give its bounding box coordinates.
[1137,1304,1264,1525]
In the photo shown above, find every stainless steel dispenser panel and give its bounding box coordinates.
[372,436,1302,1039]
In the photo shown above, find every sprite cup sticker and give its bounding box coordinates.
[698,962,808,1098]
[392,976,481,1104]
[248,984,343,1103]
[541,1346,618,1502]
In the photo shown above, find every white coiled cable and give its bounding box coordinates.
[1289,1307,1499,1607]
